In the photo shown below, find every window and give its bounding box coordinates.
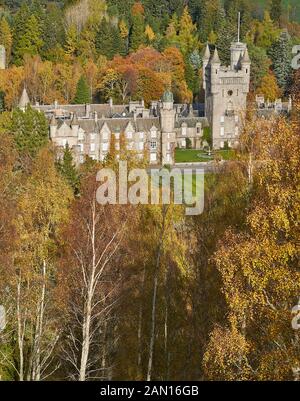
[235,126,239,136]
[228,90,233,96]
[102,143,108,151]
[90,143,95,152]
[220,116,224,123]
[182,125,187,136]
[151,130,157,138]
[90,133,96,141]
[115,133,120,140]
[220,127,224,136]
[150,153,157,162]
[167,142,171,151]
[139,132,144,139]
[127,131,133,139]
[79,143,84,152]
[220,141,224,148]
[139,142,144,151]
[102,131,108,140]
[150,141,157,150]
[181,140,186,147]
[197,126,201,134]
[78,131,84,140]
[61,139,67,148]
[235,115,239,123]
[166,154,171,162]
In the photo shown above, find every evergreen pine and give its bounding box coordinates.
[269,30,292,93]
[13,14,43,64]
[57,144,80,194]
[11,105,49,157]
[216,21,236,65]
[270,0,282,26]
[129,14,145,52]
[95,18,123,59]
[73,76,90,104]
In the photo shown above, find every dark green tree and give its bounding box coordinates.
[0,91,5,113]
[198,0,225,43]
[129,13,145,52]
[216,21,236,65]
[270,0,282,26]
[73,75,90,104]
[95,18,124,59]
[13,14,43,65]
[248,44,271,90]
[56,143,80,194]
[41,3,66,58]
[269,30,292,93]
[9,105,49,158]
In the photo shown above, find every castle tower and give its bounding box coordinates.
[0,45,5,70]
[203,41,251,149]
[18,87,30,111]
[159,90,176,165]
[50,114,57,138]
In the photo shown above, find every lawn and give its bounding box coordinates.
[175,149,236,163]
[175,149,213,163]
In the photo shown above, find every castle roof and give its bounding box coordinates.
[211,48,220,64]
[203,44,211,60]
[50,114,57,126]
[19,87,30,109]
[241,48,250,63]
[71,112,79,125]
[162,90,174,103]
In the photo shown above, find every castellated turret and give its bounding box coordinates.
[0,45,5,70]
[203,41,251,149]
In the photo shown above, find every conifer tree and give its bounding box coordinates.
[216,21,236,65]
[57,144,80,194]
[270,0,282,26]
[13,15,43,65]
[129,5,145,52]
[177,6,199,57]
[269,30,292,93]
[96,19,124,59]
[6,106,49,158]
[12,3,31,65]
[73,75,90,104]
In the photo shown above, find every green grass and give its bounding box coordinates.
[175,149,213,163]
[175,149,236,163]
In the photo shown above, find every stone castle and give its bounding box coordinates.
[203,41,251,149]
[11,38,255,165]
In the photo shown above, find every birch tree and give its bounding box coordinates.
[59,172,131,381]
